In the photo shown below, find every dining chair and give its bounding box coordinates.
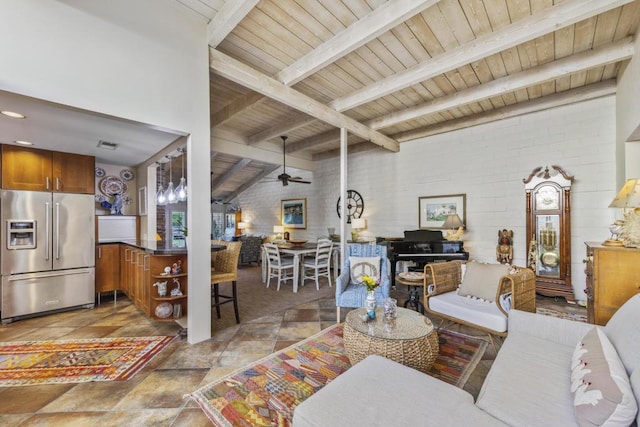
[302,238,333,290]
[211,241,242,324]
[263,243,295,291]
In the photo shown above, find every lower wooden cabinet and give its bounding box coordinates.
[96,244,120,295]
[585,242,640,325]
[114,244,187,322]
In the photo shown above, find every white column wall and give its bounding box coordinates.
[240,96,617,301]
[0,0,212,343]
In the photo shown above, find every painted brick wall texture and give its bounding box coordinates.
[238,96,617,300]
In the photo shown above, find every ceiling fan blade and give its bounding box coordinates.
[289,178,311,184]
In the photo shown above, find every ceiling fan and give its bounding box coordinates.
[276,135,311,186]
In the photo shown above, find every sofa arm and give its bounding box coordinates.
[424,260,462,298]
[508,309,595,347]
[495,267,536,316]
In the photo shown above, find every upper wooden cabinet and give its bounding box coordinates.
[1,144,94,193]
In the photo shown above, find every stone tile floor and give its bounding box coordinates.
[0,272,584,426]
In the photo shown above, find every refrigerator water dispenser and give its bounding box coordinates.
[6,220,36,249]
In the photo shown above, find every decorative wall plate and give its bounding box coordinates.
[100,176,128,196]
[120,169,134,181]
[95,167,106,177]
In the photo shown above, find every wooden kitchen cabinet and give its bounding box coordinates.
[96,244,120,299]
[585,242,640,325]
[1,144,94,193]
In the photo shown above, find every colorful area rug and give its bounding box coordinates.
[537,307,587,322]
[188,323,487,427]
[0,335,175,386]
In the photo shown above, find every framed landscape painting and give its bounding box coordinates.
[418,194,466,230]
[281,198,307,229]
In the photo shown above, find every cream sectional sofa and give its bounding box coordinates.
[293,295,640,426]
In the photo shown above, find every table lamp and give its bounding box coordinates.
[237,221,248,235]
[442,213,464,241]
[273,225,285,241]
[351,218,366,241]
[605,178,640,246]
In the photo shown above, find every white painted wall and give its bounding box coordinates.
[0,0,212,343]
[240,96,618,301]
[617,34,640,182]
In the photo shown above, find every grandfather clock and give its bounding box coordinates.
[523,166,574,302]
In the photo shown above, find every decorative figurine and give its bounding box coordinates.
[171,260,182,275]
[496,229,514,264]
[153,281,168,296]
[171,278,183,296]
[527,239,538,271]
[162,266,171,275]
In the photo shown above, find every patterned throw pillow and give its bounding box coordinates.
[457,261,510,302]
[571,327,637,426]
[349,256,381,285]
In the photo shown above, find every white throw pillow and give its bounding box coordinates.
[349,256,381,285]
[571,327,637,427]
[457,261,510,302]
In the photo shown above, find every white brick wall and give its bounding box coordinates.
[239,95,618,301]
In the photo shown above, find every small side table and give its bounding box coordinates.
[343,307,439,373]
[396,275,426,314]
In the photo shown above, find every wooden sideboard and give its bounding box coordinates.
[584,242,640,325]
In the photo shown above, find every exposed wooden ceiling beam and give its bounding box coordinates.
[211,92,266,128]
[287,129,341,153]
[274,0,440,86]
[211,158,251,191]
[330,0,635,112]
[392,80,617,142]
[210,48,399,152]
[247,115,317,145]
[223,165,280,203]
[313,141,380,161]
[368,37,634,130]
[207,0,259,47]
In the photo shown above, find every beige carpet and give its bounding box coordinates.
[211,264,335,331]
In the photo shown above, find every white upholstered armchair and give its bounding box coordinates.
[335,244,391,322]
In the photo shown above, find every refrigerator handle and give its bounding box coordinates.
[55,202,60,260]
[45,202,50,261]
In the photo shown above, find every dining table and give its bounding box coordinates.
[277,242,318,293]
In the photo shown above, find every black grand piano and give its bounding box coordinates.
[384,229,469,288]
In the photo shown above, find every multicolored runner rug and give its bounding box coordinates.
[188,324,487,427]
[0,335,175,386]
[537,307,587,323]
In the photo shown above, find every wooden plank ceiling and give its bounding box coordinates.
[175,0,640,202]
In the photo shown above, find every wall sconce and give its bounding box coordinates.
[442,213,464,241]
[351,218,366,241]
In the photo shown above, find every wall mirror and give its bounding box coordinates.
[523,165,574,302]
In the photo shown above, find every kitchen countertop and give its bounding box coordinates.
[98,239,188,255]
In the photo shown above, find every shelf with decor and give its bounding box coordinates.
[149,256,188,322]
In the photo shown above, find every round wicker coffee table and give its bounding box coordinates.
[343,307,438,373]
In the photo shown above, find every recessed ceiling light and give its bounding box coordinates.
[14,140,33,146]
[1,111,26,119]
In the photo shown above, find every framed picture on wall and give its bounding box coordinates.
[418,194,466,229]
[281,198,307,229]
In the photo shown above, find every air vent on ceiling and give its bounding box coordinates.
[97,140,118,150]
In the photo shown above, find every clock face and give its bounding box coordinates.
[336,190,364,224]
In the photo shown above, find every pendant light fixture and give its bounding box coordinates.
[175,147,187,202]
[163,155,177,204]
[155,162,167,205]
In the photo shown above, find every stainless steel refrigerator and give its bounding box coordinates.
[1,190,95,323]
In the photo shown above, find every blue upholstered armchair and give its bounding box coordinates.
[335,244,390,322]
